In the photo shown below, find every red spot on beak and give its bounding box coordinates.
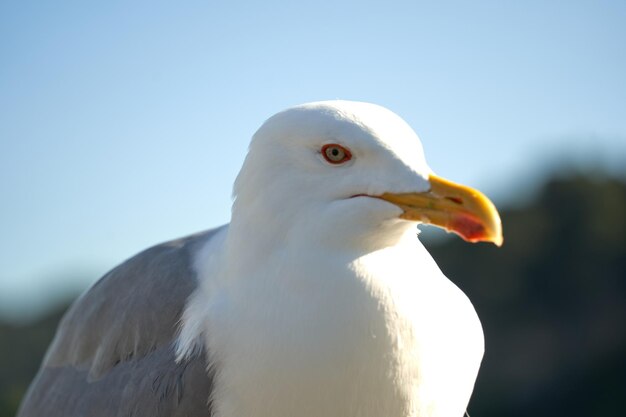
[451,213,488,243]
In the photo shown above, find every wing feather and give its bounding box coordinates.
[17,228,223,417]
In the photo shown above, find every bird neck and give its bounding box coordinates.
[228,196,419,269]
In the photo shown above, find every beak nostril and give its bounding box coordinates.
[446,196,463,205]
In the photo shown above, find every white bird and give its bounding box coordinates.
[17,101,502,417]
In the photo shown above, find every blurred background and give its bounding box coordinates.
[1,1,625,416]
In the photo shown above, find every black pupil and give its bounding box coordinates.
[331,148,340,156]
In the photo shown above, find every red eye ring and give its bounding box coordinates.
[321,144,352,164]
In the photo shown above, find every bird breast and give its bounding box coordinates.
[204,240,484,417]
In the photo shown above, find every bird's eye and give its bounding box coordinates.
[321,144,352,164]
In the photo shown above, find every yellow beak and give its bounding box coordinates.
[378,174,503,246]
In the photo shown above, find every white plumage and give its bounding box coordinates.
[177,101,501,417]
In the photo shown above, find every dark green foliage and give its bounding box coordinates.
[1,173,624,416]
[0,305,68,417]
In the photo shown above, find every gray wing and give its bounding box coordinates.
[17,228,224,417]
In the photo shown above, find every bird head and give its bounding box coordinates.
[232,101,502,250]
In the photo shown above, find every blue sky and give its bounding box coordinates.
[1,0,625,321]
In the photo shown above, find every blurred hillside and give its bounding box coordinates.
[1,172,625,417]
[0,304,68,417]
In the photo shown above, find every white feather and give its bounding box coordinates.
[177,101,484,417]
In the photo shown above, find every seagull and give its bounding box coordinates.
[17,101,502,417]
